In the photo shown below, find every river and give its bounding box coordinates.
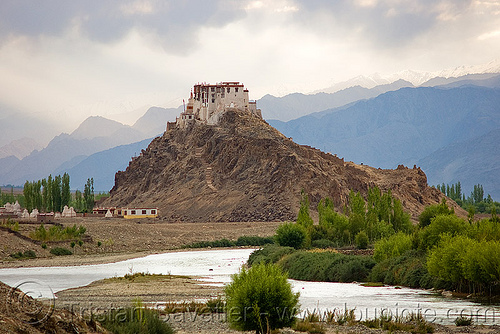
[0,248,498,325]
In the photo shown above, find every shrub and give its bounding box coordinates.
[373,232,412,262]
[418,199,454,228]
[275,222,308,249]
[225,263,300,333]
[41,243,47,249]
[279,251,375,282]
[355,231,369,249]
[9,250,36,259]
[247,244,295,266]
[311,238,336,249]
[236,236,274,246]
[454,316,472,326]
[50,247,73,256]
[420,214,468,250]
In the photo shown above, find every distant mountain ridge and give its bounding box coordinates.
[269,85,500,199]
[0,106,176,190]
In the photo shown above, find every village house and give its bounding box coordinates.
[169,82,262,130]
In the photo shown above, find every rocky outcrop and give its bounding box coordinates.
[103,108,459,222]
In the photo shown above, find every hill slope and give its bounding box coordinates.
[102,109,455,222]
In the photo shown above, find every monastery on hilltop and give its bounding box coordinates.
[170,82,262,129]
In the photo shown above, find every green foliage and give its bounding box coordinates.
[61,173,71,209]
[50,247,73,256]
[370,250,435,289]
[224,263,299,332]
[419,214,468,250]
[373,232,412,262]
[427,235,500,293]
[454,316,472,326]
[279,251,375,282]
[30,223,87,241]
[418,198,454,228]
[361,312,434,333]
[275,222,308,249]
[297,190,314,229]
[355,231,369,249]
[311,238,336,249]
[10,250,36,259]
[100,302,174,334]
[293,320,326,333]
[84,177,94,213]
[313,187,411,248]
[436,182,500,214]
[247,244,295,266]
[183,236,274,248]
[73,189,84,212]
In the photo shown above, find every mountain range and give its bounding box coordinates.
[269,76,500,199]
[0,66,499,199]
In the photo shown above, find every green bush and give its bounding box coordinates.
[311,239,336,249]
[373,232,412,262]
[247,244,295,266]
[275,222,308,249]
[30,223,86,241]
[370,250,435,289]
[50,247,73,256]
[454,316,472,326]
[355,231,369,249]
[100,303,174,334]
[225,263,299,332]
[418,199,454,228]
[9,250,37,259]
[279,251,375,282]
[236,236,274,246]
[419,214,468,250]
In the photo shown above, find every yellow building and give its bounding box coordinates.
[122,208,158,219]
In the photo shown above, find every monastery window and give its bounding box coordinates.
[142,210,147,214]
[212,99,215,103]
[235,87,239,92]
[123,210,126,215]
[227,87,230,93]
[211,87,215,92]
[211,93,215,98]
[151,210,156,215]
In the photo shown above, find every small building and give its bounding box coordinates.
[37,213,54,223]
[122,208,158,219]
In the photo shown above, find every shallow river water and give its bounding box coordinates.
[0,249,499,325]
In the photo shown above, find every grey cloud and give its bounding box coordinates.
[0,1,246,53]
[291,0,477,48]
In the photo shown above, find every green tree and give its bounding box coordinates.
[84,178,94,213]
[52,174,62,212]
[296,190,313,229]
[23,181,33,212]
[418,198,454,228]
[225,263,299,333]
[373,232,412,263]
[275,222,308,249]
[73,190,84,212]
[61,173,71,208]
[46,175,53,211]
[355,231,369,249]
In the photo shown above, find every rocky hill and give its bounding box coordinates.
[102,109,456,222]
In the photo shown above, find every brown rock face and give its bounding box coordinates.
[102,109,456,222]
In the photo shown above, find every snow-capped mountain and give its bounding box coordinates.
[316,59,500,94]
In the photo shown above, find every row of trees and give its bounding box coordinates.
[0,187,24,207]
[278,187,412,250]
[22,175,95,213]
[372,198,500,295]
[435,182,499,213]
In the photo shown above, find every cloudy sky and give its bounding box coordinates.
[1,0,500,130]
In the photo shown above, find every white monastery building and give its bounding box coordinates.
[172,82,262,129]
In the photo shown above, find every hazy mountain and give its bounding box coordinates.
[315,59,500,94]
[0,105,60,146]
[269,85,500,173]
[260,80,414,121]
[132,106,181,138]
[429,73,500,89]
[58,138,153,191]
[419,128,500,200]
[0,137,41,160]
